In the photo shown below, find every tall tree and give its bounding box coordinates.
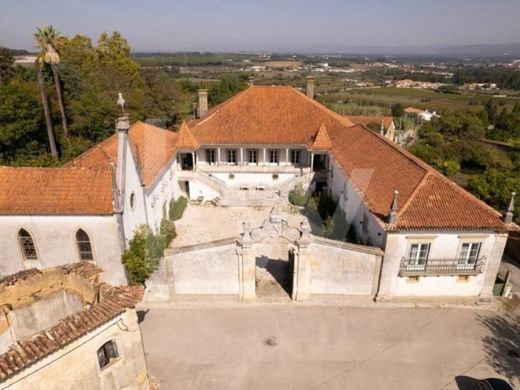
[0,47,15,84]
[34,57,57,157]
[34,26,69,136]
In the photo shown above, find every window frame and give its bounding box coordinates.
[458,242,481,265]
[18,229,39,262]
[206,149,216,165]
[97,340,120,370]
[290,149,301,165]
[76,229,94,261]
[269,149,279,164]
[248,149,257,164]
[227,149,237,165]
[407,243,431,266]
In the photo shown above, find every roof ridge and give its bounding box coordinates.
[396,171,431,217]
[288,87,354,128]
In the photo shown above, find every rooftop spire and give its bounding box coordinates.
[388,190,399,224]
[504,191,516,223]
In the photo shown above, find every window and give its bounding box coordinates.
[97,340,119,369]
[269,150,278,164]
[129,192,135,210]
[18,229,38,261]
[248,149,257,164]
[290,150,300,165]
[227,150,237,165]
[408,243,430,266]
[76,229,94,261]
[206,149,216,165]
[459,242,481,264]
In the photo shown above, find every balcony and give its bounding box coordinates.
[398,257,485,277]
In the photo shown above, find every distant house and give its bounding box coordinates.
[405,107,439,121]
[346,115,396,142]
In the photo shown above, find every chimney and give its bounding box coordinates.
[388,191,399,224]
[198,89,208,117]
[248,76,254,87]
[504,191,516,223]
[380,120,385,135]
[306,76,316,99]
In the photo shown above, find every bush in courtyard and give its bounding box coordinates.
[160,218,177,246]
[122,225,165,285]
[169,196,188,221]
[321,215,335,238]
[288,184,308,206]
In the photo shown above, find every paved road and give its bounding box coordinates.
[139,304,520,390]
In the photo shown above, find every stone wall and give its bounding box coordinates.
[166,239,239,295]
[0,310,149,390]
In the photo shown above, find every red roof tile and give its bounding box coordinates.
[189,86,354,145]
[175,121,199,150]
[346,115,394,130]
[308,124,332,151]
[73,121,178,187]
[0,167,114,215]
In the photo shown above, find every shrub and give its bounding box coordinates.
[160,218,177,246]
[169,196,188,221]
[122,225,164,285]
[288,184,308,206]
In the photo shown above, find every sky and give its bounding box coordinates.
[2,0,520,52]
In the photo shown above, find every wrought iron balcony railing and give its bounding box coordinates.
[398,257,485,277]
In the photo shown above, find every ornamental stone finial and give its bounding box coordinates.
[117,92,126,115]
[388,190,399,224]
[504,191,516,224]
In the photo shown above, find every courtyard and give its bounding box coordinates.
[138,303,520,390]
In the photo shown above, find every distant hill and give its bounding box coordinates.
[0,47,31,56]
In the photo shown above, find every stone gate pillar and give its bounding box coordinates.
[292,219,311,301]
[237,222,256,301]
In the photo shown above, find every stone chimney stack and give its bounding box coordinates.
[504,192,516,224]
[115,112,130,210]
[388,190,399,224]
[248,76,255,87]
[306,76,316,99]
[198,89,208,117]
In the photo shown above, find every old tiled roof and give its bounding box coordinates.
[73,121,178,187]
[308,124,332,151]
[346,115,394,130]
[189,85,354,145]
[405,107,424,114]
[175,121,199,150]
[0,167,114,215]
[0,264,143,382]
[328,125,506,231]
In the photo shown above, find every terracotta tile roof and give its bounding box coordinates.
[346,115,394,130]
[0,167,114,215]
[0,264,143,383]
[175,121,199,150]
[189,86,354,145]
[308,124,332,151]
[73,121,178,187]
[405,107,424,114]
[329,125,507,231]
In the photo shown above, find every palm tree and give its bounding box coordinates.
[34,54,57,157]
[34,26,69,138]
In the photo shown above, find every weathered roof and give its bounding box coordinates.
[328,124,506,231]
[73,121,178,187]
[189,85,354,145]
[175,121,199,150]
[346,115,394,130]
[405,107,425,114]
[0,263,143,382]
[0,167,114,215]
[308,123,332,151]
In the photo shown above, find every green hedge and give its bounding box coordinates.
[169,196,188,221]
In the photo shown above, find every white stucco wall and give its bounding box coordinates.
[195,146,310,167]
[0,215,126,285]
[167,244,239,295]
[211,172,298,188]
[187,180,220,201]
[0,310,149,390]
[329,158,385,248]
[381,232,506,297]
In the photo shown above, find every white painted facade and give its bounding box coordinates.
[0,215,126,285]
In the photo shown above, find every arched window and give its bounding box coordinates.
[18,229,38,261]
[76,229,94,261]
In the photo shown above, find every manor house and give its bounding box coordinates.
[0,78,516,302]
